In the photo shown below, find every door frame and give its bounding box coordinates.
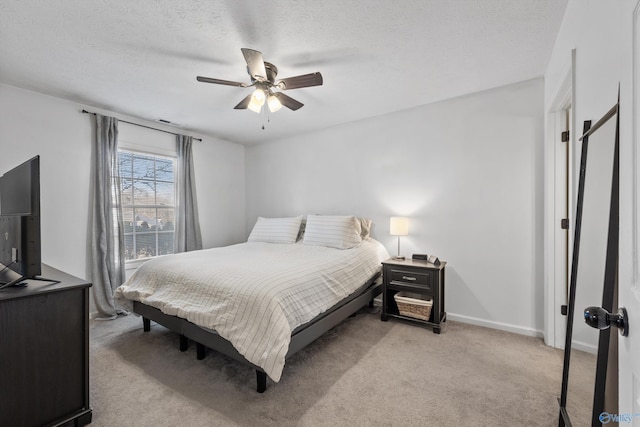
[544,49,576,349]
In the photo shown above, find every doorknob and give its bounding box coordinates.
[584,306,629,337]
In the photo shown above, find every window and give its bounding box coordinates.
[117,149,176,261]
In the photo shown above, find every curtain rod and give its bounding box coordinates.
[82,109,202,141]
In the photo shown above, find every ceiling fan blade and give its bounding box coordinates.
[276,72,323,90]
[274,92,304,111]
[234,94,252,110]
[197,76,248,87]
[241,48,267,82]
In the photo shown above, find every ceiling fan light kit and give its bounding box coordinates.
[248,88,266,113]
[197,48,323,114]
[267,94,282,112]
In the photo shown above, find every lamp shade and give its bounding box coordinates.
[390,217,409,236]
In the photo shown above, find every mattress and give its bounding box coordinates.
[114,238,389,381]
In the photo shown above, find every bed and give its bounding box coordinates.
[114,215,390,392]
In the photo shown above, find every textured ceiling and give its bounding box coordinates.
[0,1,567,145]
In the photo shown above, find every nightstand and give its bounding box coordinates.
[380,258,446,333]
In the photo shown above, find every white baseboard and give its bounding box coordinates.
[373,296,545,340]
[569,339,598,355]
[447,312,544,339]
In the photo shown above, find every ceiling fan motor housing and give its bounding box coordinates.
[249,62,278,85]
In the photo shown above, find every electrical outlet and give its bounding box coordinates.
[11,248,18,262]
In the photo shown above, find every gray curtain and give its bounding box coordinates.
[175,135,203,252]
[91,114,126,319]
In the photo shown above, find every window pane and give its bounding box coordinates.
[121,178,133,205]
[118,152,132,176]
[156,208,174,230]
[156,159,174,182]
[132,155,155,180]
[156,181,174,206]
[122,208,134,232]
[134,207,159,230]
[135,233,156,259]
[158,231,174,256]
[124,234,134,261]
[134,179,156,205]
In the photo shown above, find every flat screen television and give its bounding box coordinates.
[0,155,42,289]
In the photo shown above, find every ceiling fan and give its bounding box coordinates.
[196,48,323,113]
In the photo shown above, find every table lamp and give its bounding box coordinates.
[390,217,408,260]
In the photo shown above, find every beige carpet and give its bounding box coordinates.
[88,307,572,426]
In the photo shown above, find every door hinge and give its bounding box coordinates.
[561,130,570,142]
[561,305,568,316]
[561,218,570,229]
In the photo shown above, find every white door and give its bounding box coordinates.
[618,280,640,420]
[620,178,640,420]
[620,3,640,424]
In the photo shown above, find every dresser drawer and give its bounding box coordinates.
[388,267,433,291]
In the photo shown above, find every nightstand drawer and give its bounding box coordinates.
[389,268,433,291]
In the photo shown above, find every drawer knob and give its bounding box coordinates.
[402,276,417,281]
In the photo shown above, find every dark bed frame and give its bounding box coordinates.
[133,272,381,392]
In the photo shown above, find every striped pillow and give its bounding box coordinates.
[303,215,363,249]
[248,216,303,244]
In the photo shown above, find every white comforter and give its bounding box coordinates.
[114,238,389,381]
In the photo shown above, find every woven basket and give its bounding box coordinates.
[394,292,433,321]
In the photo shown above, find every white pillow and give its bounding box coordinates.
[303,215,363,249]
[248,216,303,244]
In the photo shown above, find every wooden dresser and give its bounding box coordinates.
[0,264,92,426]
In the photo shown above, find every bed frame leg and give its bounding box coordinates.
[369,299,375,308]
[179,334,188,352]
[256,370,267,393]
[196,343,206,360]
[143,317,151,332]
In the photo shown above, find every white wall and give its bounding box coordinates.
[246,78,545,336]
[0,83,246,303]
[0,84,92,280]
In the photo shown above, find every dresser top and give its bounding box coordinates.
[0,263,91,301]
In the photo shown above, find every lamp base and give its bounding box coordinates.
[391,255,405,261]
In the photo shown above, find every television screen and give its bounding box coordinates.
[0,156,40,215]
[0,156,41,286]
